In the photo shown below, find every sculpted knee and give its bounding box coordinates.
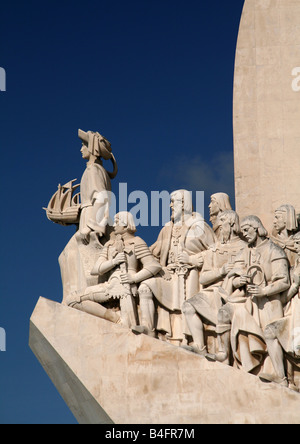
[217,307,231,325]
[182,301,196,316]
[263,324,277,340]
[138,283,152,300]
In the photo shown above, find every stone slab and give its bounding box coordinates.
[29,297,300,424]
[233,0,300,231]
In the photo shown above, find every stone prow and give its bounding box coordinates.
[29,297,300,424]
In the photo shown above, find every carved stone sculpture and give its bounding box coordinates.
[270,204,299,266]
[44,179,80,226]
[182,210,246,357]
[77,129,117,243]
[214,216,290,388]
[264,231,300,391]
[209,192,232,240]
[56,130,118,304]
[134,190,216,345]
[31,0,300,423]
[66,212,162,327]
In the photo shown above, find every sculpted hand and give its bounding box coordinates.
[80,227,91,245]
[120,273,135,285]
[221,263,234,276]
[239,275,249,286]
[247,284,265,298]
[113,253,126,265]
[197,255,204,268]
[177,251,191,265]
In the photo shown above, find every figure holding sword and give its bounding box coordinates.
[68,212,162,327]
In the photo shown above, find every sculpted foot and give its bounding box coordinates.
[180,344,193,352]
[181,344,207,356]
[288,382,299,392]
[132,325,156,338]
[259,373,288,388]
[192,345,207,356]
[132,325,148,335]
[212,351,228,362]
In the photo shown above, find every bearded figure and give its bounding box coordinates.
[133,189,216,345]
[208,192,232,240]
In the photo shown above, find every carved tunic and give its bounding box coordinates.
[187,237,246,326]
[96,234,161,281]
[269,232,298,267]
[66,234,161,306]
[233,239,290,330]
[79,162,111,235]
[227,239,290,373]
[266,257,300,357]
[142,213,216,340]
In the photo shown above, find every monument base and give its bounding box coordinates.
[29,297,300,424]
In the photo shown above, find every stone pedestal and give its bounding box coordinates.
[29,297,300,424]
[233,0,300,231]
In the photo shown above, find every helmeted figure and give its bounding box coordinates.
[66,212,162,327]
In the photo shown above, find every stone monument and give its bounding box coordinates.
[233,0,300,231]
[30,1,300,424]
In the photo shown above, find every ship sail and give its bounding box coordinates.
[60,180,80,212]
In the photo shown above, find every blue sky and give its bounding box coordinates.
[0,0,244,424]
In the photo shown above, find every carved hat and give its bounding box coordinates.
[210,193,232,212]
[275,204,298,231]
[78,129,112,160]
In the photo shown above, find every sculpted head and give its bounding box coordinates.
[293,231,300,255]
[113,211,137,236]
[273,204,298,234]
[217,210,240,243]
[170,190,193,223]
[79,129,112,160]
[209,193,232,217]
[240,215,268,245]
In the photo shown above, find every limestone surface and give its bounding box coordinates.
[233,0,300,231]
[29,297,300,424]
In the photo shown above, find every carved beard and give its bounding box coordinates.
[220,226,231,244]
